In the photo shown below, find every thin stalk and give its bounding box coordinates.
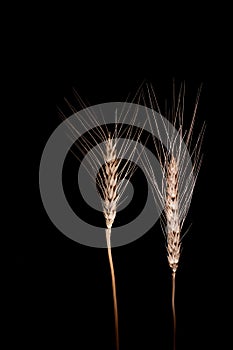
[172,271,176,350]
[106,228,119,350]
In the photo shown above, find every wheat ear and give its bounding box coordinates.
[166,155,180,350]
[61,92,146,350]
[166,155,181,274]
[141,83,205,350]
[102,135,120,350]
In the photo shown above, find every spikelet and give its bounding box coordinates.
[165,155,181,273]
[102,136,119,229]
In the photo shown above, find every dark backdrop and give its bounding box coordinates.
[11,5,231,350]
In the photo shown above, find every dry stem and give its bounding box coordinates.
[172,271,176,350]
[106,228,119,350]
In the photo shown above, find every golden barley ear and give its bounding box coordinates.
[62,95,146,350]
[166,155,181,274]
[102,136,119,229]
[100,135,120,350]
[98,125,145,350]
[140,82,205,350]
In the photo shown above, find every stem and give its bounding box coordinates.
[172,271,176,350]
[106,228,119,350]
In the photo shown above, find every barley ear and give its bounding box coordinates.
[166,156,181,274]
[101,135,120,350]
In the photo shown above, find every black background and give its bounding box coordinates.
[11,4,231,350]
